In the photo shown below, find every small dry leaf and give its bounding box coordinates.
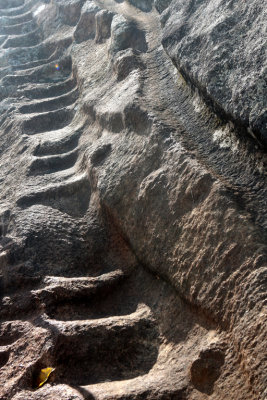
[37,367,55,388]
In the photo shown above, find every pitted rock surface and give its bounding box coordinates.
[0,1,266,400]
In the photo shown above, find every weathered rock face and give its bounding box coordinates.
[0,1,266,400]
[160,0,267,146]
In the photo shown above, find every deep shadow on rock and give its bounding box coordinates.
[190,348,225,395]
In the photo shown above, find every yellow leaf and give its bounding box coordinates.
[37,367,55,388]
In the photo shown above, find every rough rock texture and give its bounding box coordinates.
[0,1,266,400]
[160,0,267,146]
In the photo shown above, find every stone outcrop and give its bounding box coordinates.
[0,1,266,400]
[160,0,267,146]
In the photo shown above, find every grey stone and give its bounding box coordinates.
[57,0,84,26]
[73,1,100,43]
[127,0,153,12]
[95,9,114,43]
[109,14,148,55]
[161,0,267,146]
[0,0,266,399]
[154,0,172,14]
[113,48,145,81]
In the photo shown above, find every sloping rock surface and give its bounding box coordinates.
[0,1,266,400]
[160,0,267,146]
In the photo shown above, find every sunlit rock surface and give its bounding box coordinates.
[0,1,266,400]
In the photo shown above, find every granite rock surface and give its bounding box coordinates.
[0,1,266,400]
[160,0,267,146]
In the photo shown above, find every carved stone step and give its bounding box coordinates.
[33,122,83,156]
[34,270,126,306]
[0,270,125,320]
[20,75,77,99]
[0,0,24,12]
[21,106,75,135]
[0,19,36,35]
[0,11,32,25]
[0,38,72,71]
[14,40,72,71]
[42,306,158,386]
[0,0,36,17]
[2,55,72,86]
[2,28,41,49]
[19,87,79,114]
[46,282,139,322]
[28,149,79,176]
[80,372,188,400]
[16,172,91,217]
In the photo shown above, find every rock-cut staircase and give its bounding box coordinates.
[0,1,262,400]
[0,3,193,399]
[0,244,202,400]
